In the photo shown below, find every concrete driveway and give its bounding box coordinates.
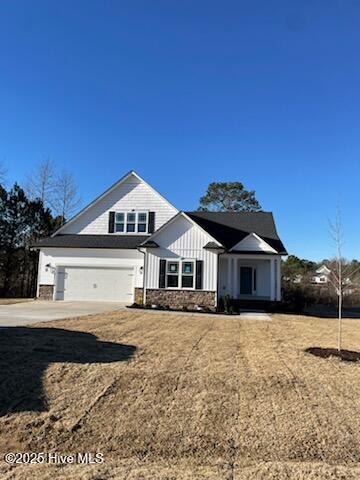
[0,301,127,327]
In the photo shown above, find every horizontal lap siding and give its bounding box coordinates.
[38,248,144,288]
[61,177,177,234]
[145,216,218,291]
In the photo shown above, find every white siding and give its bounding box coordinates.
[38,248,144,289]
[231,233,276,253]
[60,174,177,234]
[144,215,218,291]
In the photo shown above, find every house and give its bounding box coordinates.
[33,171,288,309]
[311,265,332,284]
[311,264,354,294]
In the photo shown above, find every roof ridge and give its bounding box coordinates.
[186,210,273,215]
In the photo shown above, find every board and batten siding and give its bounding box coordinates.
[60,174,177,235]
[144,215,218,291]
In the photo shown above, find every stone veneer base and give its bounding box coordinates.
[145,289,216,310]
[38,285,54,301]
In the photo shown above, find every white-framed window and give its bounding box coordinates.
[166,260,195,289]
[114,211,148,234]
[115,212,125,232]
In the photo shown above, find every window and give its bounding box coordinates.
[166,261,179,287]
[253,268,257,291]
[115,213,124,232]
[126,212,136,232]
[182,261,194,288]
[114,211,148,233]
[166,260,195,289]
[137,212,147,232]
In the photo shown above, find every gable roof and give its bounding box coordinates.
[53,170,178,237]
[185,211,287,254]
[316,265,331,275]
[139,211,222,248]
[32,234,148,250]
[230,232,278,253]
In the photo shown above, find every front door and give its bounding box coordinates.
[240,267,253,295]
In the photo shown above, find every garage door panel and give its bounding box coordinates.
[56,266,134,302]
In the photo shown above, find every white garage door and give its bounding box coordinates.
[56,266,134,302]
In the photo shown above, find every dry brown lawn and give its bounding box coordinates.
[1,311,360,479]
[0,299,33,305]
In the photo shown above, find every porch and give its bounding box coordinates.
[218,254,282,302]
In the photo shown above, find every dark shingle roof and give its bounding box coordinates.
[203,241,225,250]
[32,234,149,250]
[140,240,159,248]
[186,211,287,254]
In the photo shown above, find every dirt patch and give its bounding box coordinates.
[306,347,360,362]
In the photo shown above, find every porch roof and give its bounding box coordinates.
[186,211,287,254]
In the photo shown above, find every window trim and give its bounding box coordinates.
[165,259,196,290]
[113,211,149,234]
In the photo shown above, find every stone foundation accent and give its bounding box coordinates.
[134,288,144,305]
[38,285,54,301]
[145,289,216,310]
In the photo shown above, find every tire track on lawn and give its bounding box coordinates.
[225,317,241,480]
[266,322,359,464]
[171,318,216,396]
[61,313,177,435]
[232,322,293,479]
[138,317,216,460]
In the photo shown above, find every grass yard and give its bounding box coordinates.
[0,298,33,305]
[1,311,360,479]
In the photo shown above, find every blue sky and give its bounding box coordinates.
[1,1,360,261]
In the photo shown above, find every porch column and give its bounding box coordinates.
[270,258,275,301]
[276,258,281,301]
[231,257,237,298]
[227,257,231,296]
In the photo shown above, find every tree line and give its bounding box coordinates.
[0,160,81,297]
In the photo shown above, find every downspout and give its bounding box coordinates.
[137,247,146,305]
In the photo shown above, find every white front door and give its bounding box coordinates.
[56,266,134,302]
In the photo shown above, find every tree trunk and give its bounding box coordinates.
[338,293,342,351]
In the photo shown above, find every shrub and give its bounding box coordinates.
[217,296,225,312]
[223,294,231,313]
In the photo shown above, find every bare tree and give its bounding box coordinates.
[51,170,81,223]
[328,208,360,351]
[328,209,344,351]
[25,158,55,206]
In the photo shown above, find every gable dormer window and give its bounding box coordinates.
[126,212,136,232]
[113,211,149,234]
[137,212,148,232]
[115,213,125,232]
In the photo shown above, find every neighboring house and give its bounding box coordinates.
[311,265,332,284]
[283,273,303,284]
[311,264,355,294]
[33,171,288,309]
